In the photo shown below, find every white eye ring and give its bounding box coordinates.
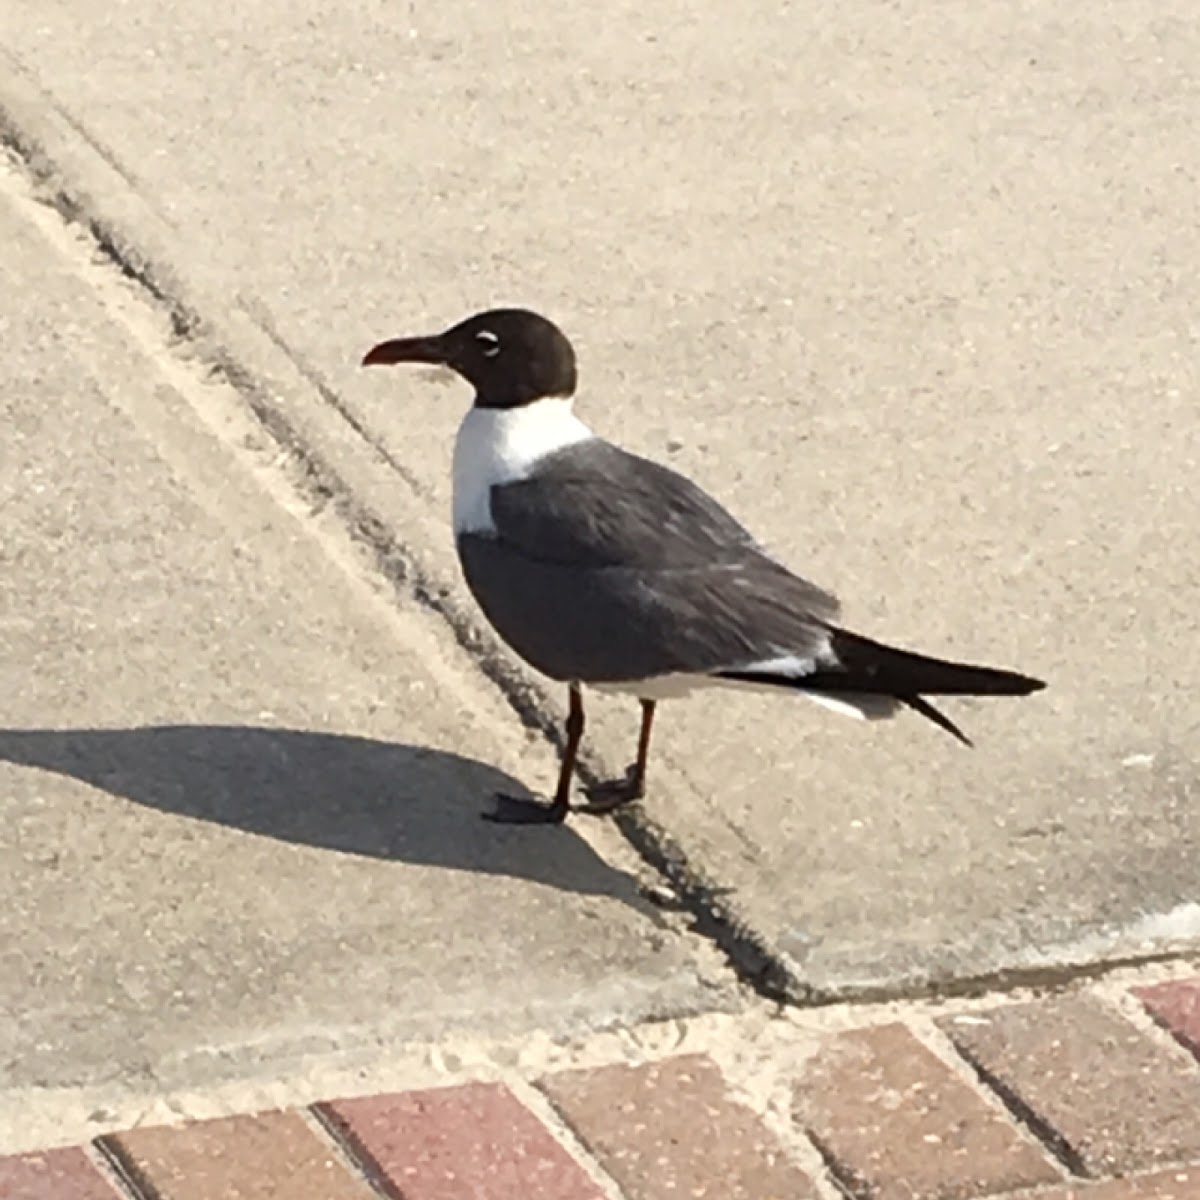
[475,330,501,357]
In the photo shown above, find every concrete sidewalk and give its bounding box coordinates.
[1,0,1197,1000]
[2,0,1200,1185]
[0,158,722,1143]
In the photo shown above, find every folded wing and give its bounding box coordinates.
[458,440,840,682]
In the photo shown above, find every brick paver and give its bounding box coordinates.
[794,1021,1062,1199]
[103,1109,375,1200]
[1135,980,1200,1061]
[940,995,1200,1176]
[0,1148,122,1200]
[8,976,1200,1200]
[320,1081,606,1200]
[540,1053,819,1200]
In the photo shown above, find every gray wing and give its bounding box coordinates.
[457,441,840,683]
[489,441,769,569]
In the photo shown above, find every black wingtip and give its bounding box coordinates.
[827,629,1048,698]
[992,669,1048,698]
[901,695,974,746]
[987,672,1046,698]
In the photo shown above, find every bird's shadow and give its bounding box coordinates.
[0,723,647,905]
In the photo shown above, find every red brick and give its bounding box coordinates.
[1007,1167,1200,1198]
[940,996,1200,1176]
[793,1022,1060,1199]
[103,1109,374,1200]
[1135,979,1200,1061]
[540,1053,819,1200]
[319,1081,604,1200]
[0,1148,122,1200]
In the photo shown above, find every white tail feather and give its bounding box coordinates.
[804,691,900,721]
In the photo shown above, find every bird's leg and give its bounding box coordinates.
[485,685,585,825]
[580,699,656,814]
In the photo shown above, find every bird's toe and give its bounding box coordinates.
[578,767,645,815]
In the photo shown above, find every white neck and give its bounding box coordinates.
[452,397,595,535]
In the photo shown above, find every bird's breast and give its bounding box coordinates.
[451,399,595,535]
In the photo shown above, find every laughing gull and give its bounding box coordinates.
[363,308,1046,825]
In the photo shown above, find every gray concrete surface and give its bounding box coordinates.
[0,172,724,1124]
[1,0,1198,1003]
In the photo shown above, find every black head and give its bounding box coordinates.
[362,308,577,409]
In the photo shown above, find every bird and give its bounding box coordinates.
[362,307,1046,825]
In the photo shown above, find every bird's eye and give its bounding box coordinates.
[475,330,501,357]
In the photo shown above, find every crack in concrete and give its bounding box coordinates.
[1,108,1188,1015]
[0,112,799,1008]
